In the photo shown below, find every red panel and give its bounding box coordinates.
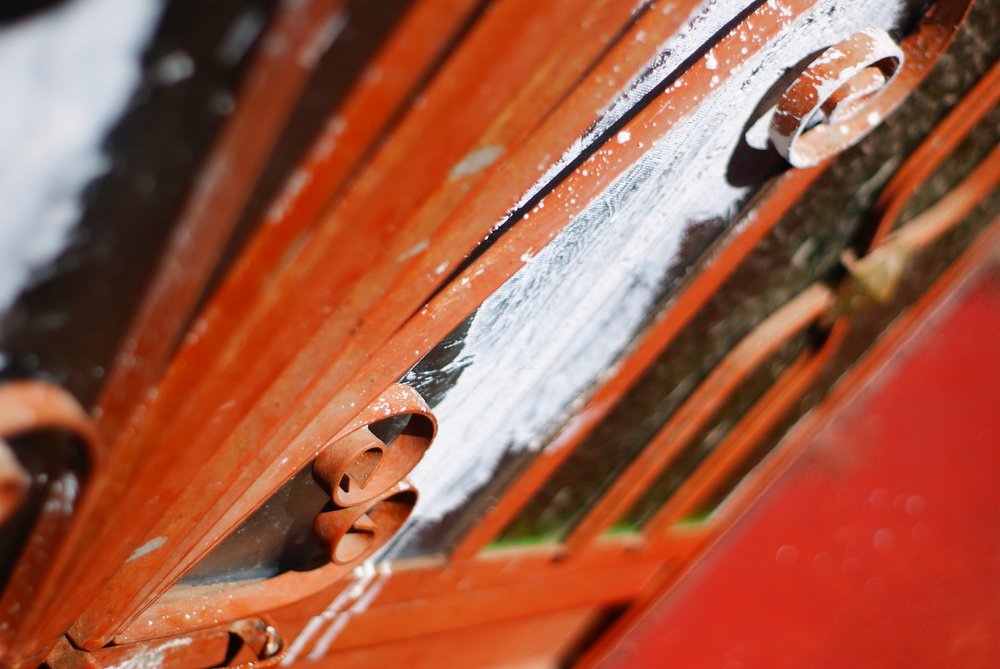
[598,261,1000,668]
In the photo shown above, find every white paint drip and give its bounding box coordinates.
[282,560,392,665]
[307,562,391,660]
[0,0,162,318]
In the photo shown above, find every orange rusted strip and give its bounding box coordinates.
[643,38,998,543]
[100,0,482,457]
[55,616,285,669]
[883,145,1000,254]
[114,386,433,644]
[73,0,972,646]
[0,381,99,455]
[660,52,1000,536]
[871,51,1000,247]
[359,0,850,560]
[642,329,841,537]
[66,0,491,645]
[96,0,347,442]
[99,3,696,636]
[578,37,994,662]
[713,220,1000,532]
[82,0,653,645]
[190,0,713,569]
[644,135,1000,537]
[119,539,676,648]
[563,283,834,552]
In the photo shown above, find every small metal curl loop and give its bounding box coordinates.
[770,28,904,167]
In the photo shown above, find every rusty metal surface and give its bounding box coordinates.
[109,384,435,644]
[48,617,285,669]
[578,58,1000,659]
[0,0,995,666]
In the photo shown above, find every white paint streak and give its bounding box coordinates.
[0,0,162,317]
[391,0,908,549]
[307,563,391,660]
[504,0,758,224]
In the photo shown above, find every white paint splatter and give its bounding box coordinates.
[705,49,718,70]
[397,239,430,261]
[502,0,772,227]
[151,50,194,86]
[266,169,312,223]
[106,637,193,669]
[307,562,391,660]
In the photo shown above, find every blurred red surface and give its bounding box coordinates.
[599,260,1000,669]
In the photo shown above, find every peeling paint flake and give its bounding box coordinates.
[449,145,505,181]
[127,535,167,562]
